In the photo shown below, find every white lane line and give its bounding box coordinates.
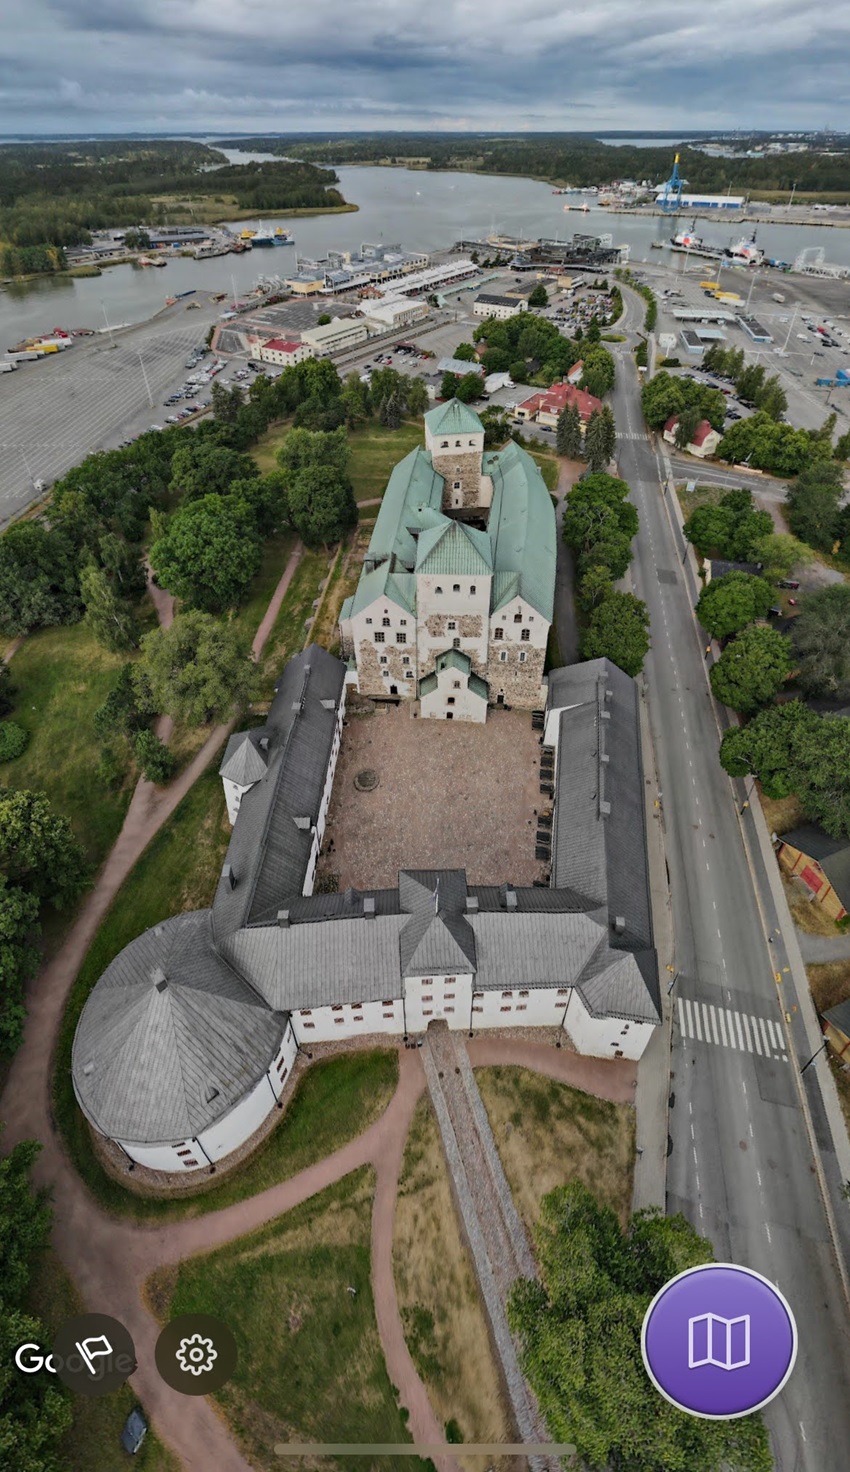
[693,1146,698,1164]
[699,1202,704,1218]
[708,1005,720,1045]
[757,1169,762,1186]
[693,1005,703,1042]
[691,1122,695,1140]
[677,997,687,1036]
[758,1017,771,1056]
[742,1078,747,1095]
[717,1008,728,1047]
[684,998,694,1037]
[749,1017,764,1057]
[749,1121,754,1137]
[765,1223,772,1243]
[741,1013,753,1053]
[800,1423,807,1443]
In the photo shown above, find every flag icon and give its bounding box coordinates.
[75,1335,114,1376]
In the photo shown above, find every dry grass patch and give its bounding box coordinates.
[808,961,850,1016]
[477,1066,635,1234]
[393,1097,511,1465]
[783,878,845,937]
[761,790,805,837]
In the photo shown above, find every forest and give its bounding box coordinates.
[0,140,347,266]
[216,132,850,197]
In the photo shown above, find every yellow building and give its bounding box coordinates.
[777,824,850,922]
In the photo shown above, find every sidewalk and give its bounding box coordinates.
[796,930,850,964]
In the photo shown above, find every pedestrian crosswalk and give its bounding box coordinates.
[615,431,649,440]
[676,997,788,1063]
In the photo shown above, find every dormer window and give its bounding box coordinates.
[441,440,449,448]
[455,439,461,447]
[435,585,443,594]
[470,585,476,595]
[453,584,460,593]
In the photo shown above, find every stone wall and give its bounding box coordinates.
[356,637,415,698]
[486,643,547,709]
[432,449,484,510]
[418,612,485,681]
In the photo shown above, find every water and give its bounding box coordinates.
[2,160,850,346]
[595,136,701,149]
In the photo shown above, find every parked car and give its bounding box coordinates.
[778,579,801,590]
[121,1406,148,1456]
[165,415,179,423]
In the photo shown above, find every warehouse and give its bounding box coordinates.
[655,190,745,210]
[363,296,429,331]
[301,317,369,355]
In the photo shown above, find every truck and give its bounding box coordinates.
[0,360,17,372]
[7,350,41,362]
[816,377,836,387]
[771,292,786,303]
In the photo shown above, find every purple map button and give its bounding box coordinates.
[642,1262,797,1418]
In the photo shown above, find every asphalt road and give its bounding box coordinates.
[0,291,225,526]
[611,288,850,1470]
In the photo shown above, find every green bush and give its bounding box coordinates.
[0,720,29,762]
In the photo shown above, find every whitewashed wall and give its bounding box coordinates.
[292,997,404,1043]
[563,988,655,1060]
[469,985,570,1030]
[404,973,473,1031]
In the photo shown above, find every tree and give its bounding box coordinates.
[0,522,81,636]
[0,721,27,762]
[835,429,850,461]
[293,393,346,432]
[583,410,611,473]
[0,876,40,1056]
[277,425,349,479]
[93,662,154,744]
[528,283,549,308]
[168,440,256,501]
[577,565,613,611]
[579,345,615,399]
[0,1138,73,1464]
[404,376,429,417]
[479,407,510,448]
[719,701,816,799]
[581,591,650,675]
[758,376,788,421]
[455,372,483,404]
[709,624,792,713]
[149,494,262,613]
[598,404,616,464]
[791,585,850,700]
[133,729,176,785]
[440,371,461,401]
[684,489,772,562]
[674,405,702,451]
[79,563,139,652]
[316,312,332,325]
[287,463,358,550]
[0,789,87,908]
[788,713,850,838]
[556,402,582,458]
[508,1182,772,1472]
[786,459,844,552]
[754,532,814,580]
[211,378,244,424]
[0,660,14,718]
[340,370,371,427]
[141,611,256,727]
[695,571,774,640]
[452,340,477,360]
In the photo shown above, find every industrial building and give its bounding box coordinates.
[375,258,479,299]
[436,357,484,378]
[363,297,430,331]
[737,316,773,343]
[300,317,369,355]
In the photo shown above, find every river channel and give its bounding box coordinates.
[2,155,850,348]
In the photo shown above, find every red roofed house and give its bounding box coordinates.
[662,415,721,458]
[565,360,584,384]
[515,379,603,430]
[252,337,315,366]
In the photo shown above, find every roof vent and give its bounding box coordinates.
[321,698,336,711]
[465,896,479,913]
[277,909,290,928]
[601,709,611,720]
[294,815,312,831]
[600,752,610,764]
[613,916,626,935]
[600,800,611,817]
[222,863,236,890]
[83,1061,94,1076]
[292,700,304,713]
[151,966,168,992]
[363,896,376,920]
[205,1086,220,1104]
[505,888,518,912]
[259,735,270,751]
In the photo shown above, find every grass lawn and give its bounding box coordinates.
[258,546,334,697]
[230,530,296,645]
[393,1097,510,1461]
[251,417,424,503]
[26,1244,178,1472]
[148,1167,429,1472]
[477,1065,635,1234]
[783,875,847,937]
[0,622,132,867]
[525,444,559,493]
[760,790,805,838]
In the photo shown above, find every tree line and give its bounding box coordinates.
[215,132,850,199]
[561,471,650,676]
[471,309,616,398]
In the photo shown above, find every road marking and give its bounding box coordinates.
[679,1001,787,1061]
[757,1169,762,1186]
[800,1423,807,1443]
[691,1122,695,1139]
[749,1122,754,1137]
[707,1004,719,1044]
[741,1013,753,1052]
[734,1011,745,1050]
[693,1146,698,1164]
[682,997,693,1035]
[766,1018,781,1049]
[758,1017,772,1055]
[693,1005,703,1041]
[765,1223,772,1243]
[742,1078,747,1095]
[749,1017,764,1057]
[717,1008,728,1047]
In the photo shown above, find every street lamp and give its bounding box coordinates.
[800,1039,828,1076]
[100,300,115,347]
[137,350,153,409]
[745,270,760,312]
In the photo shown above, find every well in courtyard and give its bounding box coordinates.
[317,703,548,889]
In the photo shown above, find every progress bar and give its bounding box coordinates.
[275,1446,576,1458]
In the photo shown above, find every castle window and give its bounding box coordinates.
[374,631,385,643]
[519,652,527,663]
[494,627,503,639]
[448,620,456,631]
[379,656,387,665]
[453,584,460,592]
[521,628,530,642]
[470,585,476,595]
[499,651,508,662]
[332,1004,343,1012]
[453,680,461,689]
[365,617,372,625]
[468,438,475,446]
[502,990,513,998]
[514,612,523,623]
[455,439,461,447]
[453,638,460,649]
[441,440,449,448]
[402,655,410,665]
[435,586,443,594]
[400,618,407,626]
[405,671,414,678]
[453,481,461,490]
[396,632,406,644]
[382,616,391,627]
[447,697,455,706]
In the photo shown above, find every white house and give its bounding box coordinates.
[473,294,528,321]
[300,318,368,355]
[71,648,660,1176]
[252,338,315,366]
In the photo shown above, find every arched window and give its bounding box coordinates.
[435,585,443,594]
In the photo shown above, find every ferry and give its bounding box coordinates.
[248,223,295,247]
[563,202,591,212]
[725,235,764,266]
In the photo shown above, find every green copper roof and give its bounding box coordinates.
[420,648,489,702]
[348,562,416,618]
[366,446,444,570]
[436,649,472,675]
[415,519,492,577]
[487,440,556,621]
[424,398,485,437]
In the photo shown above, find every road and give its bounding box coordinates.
[0,291,225,526]
[611,284,850,1472]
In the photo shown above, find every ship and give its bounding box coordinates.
[193,241,232,260]
[563,202,591,212]
[247,223,294,248]
[137,254,167,267]
[725,234,764,266]
[272,227,294,246]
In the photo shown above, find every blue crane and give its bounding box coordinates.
[658,153,685,213]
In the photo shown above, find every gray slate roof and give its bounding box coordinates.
[212,646,346,940]
[72,912,284,1145]
[781,824,850,909]
[219,730,269,787]
[825,1000,850,1039]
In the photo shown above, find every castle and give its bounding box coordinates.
[339,399,555,720]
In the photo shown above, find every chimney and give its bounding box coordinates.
[294,816,312,831]
[221,863,236,891]
[277,909,290,928]
[259,735,270,751]
[600,752,610,764]
[151,966,168,992]
[465,896,479,914]
[613,916,626,935]
[600,800,611,816]
[505,888,518,912]
[321,698,336,711]
[363,897,376,920]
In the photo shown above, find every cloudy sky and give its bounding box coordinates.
[1,0,846,134]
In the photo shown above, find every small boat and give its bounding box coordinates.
[272,227,294,245]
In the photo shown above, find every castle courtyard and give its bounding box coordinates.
[316,702,549,890]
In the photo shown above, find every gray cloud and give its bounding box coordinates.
[0,0,843,132]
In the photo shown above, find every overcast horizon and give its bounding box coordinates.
[0,1,845,135]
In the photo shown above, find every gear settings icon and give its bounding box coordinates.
[175,1333,218,1377]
